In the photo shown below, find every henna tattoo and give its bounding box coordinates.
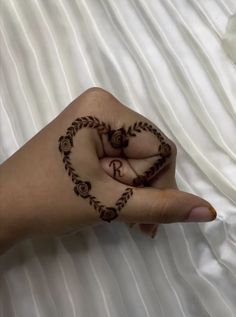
[58,116,172,222]
[59,136,73,154]
[108,128,129,149]
[74,181,91,198]
[115,188,133,212]
[109,159,123,179]
[126,122,172,186]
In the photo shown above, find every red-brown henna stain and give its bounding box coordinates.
[58,116,171,222]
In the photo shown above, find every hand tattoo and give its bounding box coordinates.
[109,159,123,179]
[58,116,171,222]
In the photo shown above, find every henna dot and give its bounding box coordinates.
[100,207,118,222]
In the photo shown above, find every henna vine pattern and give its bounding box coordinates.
[58,116,171,222]
[126,121,172,186]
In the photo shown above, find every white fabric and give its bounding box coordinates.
[1,1,236,316]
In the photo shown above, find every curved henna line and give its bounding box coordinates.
[132,157,167,186]
[125,121,172,186]
[63,155,80,183]
[65,116,111,137]
[58,116,172,222]
[115,188,133,212]
[88,195,105,213]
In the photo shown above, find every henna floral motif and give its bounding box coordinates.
[58,116,171,222]
[159,142,171,158]
[100,207,118,222]
[59,136,73,154]
[108,128,129,149]
[74,181,91,198]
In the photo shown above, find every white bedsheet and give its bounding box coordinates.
[0,1,236,316]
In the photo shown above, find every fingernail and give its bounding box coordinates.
[186,206,217,222]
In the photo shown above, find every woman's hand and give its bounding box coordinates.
[0,88,216,253]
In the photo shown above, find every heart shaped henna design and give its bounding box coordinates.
[58,116,171,222]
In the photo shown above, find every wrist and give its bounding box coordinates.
[0,160,34,253]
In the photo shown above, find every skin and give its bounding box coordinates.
[0,88,217,254]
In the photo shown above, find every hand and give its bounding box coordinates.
[0,88,217,252]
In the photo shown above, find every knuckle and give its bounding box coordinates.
[84,87,112,99]
[69,87,108,111]
[81,87,116,111]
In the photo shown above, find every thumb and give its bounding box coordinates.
[118,187,217,224]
